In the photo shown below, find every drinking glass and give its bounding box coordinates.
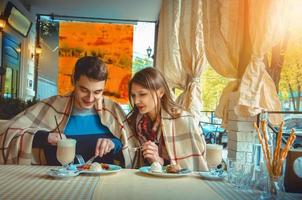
[226,158,237,185]
[206,144,223,174]
[252,144,268,190]
[56,138,76,173]
[227,159,243,189]
[241,161,255,190]
[252,142,285,199]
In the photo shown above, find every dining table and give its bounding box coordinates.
[0,164,301,200]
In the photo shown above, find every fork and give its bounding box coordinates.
[85,155,97,165]
[76,154,85,165]
[129,146,143,151]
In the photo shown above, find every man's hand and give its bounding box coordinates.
[142,141,164,165]
[48,132,66,145]
[95,138,115,157]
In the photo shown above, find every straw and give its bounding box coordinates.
[54,115,63,140]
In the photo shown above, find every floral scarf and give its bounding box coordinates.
[136,114,169,163]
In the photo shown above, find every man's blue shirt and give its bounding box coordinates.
[64,107,122,155]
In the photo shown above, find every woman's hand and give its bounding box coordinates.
[48,132,66,145]
[142,141,164,165]
[95,138,115,157]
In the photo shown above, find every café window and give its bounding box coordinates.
[2,34,21,98]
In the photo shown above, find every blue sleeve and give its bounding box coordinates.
[111,137,122,154]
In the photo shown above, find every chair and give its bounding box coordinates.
[199,121,227,147]
[199,122,218,144]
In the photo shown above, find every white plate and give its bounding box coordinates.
[198,171,227,180]
[47,170,80,178]
[138,166,191,177]
[78,164,122,175]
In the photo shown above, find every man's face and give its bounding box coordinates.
[74,75,105,110]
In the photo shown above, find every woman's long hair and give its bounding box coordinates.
[127,67,182,130]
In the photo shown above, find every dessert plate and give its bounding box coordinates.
[138,166,191,177]
[198,171,227,181]
[47,169,80,178]
[77,164,122,175]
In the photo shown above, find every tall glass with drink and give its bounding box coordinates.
[206,144,223,169]
[57,138,76,172]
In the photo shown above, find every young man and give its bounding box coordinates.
[0,56,133,166]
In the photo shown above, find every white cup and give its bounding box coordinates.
[206,144,223,169]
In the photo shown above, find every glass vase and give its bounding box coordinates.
[260,175,285,200]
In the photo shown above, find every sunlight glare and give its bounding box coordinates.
[287,0,302,34]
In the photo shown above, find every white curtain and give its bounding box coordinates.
[203,0,287,126]
[156,0,206,121]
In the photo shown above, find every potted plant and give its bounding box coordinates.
[0,97,38,120]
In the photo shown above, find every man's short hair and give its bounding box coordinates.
[73,56,108,84]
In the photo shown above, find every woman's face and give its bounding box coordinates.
[130,83,163,120]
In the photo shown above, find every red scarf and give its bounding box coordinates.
[136,114,169,164]
[137,114,161,144]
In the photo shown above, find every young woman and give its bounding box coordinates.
[127,67,208,171]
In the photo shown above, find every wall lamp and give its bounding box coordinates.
[0,14,6,31]
[16,47,21,53]
[35,44,42,55]
[31,44,42,59]
[146,46,152,58]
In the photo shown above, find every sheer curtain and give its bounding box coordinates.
[156,0,206,121]
[203,0,286,126]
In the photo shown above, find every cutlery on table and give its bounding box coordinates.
[85,155,97,165]
[129,146,143,151]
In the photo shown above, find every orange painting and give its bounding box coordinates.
[58,22,133,104]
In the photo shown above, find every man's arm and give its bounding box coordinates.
[95,137,122,157]
[111,138,122,153]
[33,131,66,148]
[32,131,50,148]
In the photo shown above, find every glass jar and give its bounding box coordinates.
[260,175,285,200]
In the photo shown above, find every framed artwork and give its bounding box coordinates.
[58,22,133,104]
[4,2,32,37]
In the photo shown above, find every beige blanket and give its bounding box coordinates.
[0,93,137,168]
[0,94,207,171]
[131,110,208,171]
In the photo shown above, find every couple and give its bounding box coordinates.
[0,56,208,171]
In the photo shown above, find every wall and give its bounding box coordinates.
[37,76,57,99]
[225,91,258,161]
[0,0,36,100]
